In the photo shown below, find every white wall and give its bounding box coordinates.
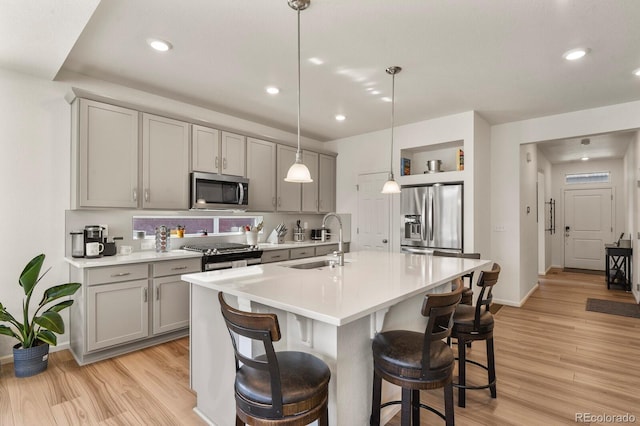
[0,69,71,359]
[537,149,553,272]
[549,158,625,268]
[519,144,539,301]
[492,100,640,306]
[633,131,640,302]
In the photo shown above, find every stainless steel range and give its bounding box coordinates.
[182,242,262,271]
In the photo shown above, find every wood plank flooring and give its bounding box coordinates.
[0,268,638,425]
[387,268,640,426]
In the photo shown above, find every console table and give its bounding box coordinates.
[605,244,632,291]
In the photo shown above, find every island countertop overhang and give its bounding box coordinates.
[182,250,492,327]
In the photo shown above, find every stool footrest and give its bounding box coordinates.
[380,399,446,421]
[453,358,496,389]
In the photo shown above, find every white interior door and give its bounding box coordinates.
[564,188,613,270]
[357,173,391,251]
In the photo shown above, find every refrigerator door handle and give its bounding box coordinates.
[421,191,428,241]
[429,191,435,241]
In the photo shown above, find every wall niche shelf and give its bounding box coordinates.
[400,139,464,178]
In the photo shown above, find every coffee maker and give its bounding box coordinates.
[84,225,104,257]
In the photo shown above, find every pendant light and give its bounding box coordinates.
[381,66,402,194]
[284,0,313,183]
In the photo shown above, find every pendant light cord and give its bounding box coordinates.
[296,7,302,161]
[389,71,395,176]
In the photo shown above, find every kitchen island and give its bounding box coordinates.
[182,250,492,425]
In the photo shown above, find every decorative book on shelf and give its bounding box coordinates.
[456,149,464,171]
[401,158,411,176]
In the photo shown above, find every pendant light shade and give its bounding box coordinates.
[381,66,402,194]
[284,0,313,183]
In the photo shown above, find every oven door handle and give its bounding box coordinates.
[238,182,245,205]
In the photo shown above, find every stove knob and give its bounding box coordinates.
[205,249,213,256]
[212,248,219,255]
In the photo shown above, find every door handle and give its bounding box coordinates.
[223,158,227,169]
[382,239,388,244]
[215,156,219,169]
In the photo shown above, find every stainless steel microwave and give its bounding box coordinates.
[190,172,249,210]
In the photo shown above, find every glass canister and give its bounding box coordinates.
[155,225,170,252]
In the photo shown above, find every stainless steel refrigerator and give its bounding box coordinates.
[400,183,463,253]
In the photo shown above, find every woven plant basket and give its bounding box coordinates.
[13,342,49,378]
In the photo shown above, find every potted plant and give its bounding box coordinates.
[0,254,80,377]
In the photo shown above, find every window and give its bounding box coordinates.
[132,215,263,238]
[565,172,610,185]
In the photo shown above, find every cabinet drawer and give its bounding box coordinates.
[86,264,148,286]
[290,247,315,260]
[153,258,201,277]
[262,249,290,263]
[315,244,339,256]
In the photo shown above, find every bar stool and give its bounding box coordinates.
[218,293,331,425]
[451,262,501,408]
[370,281,463,426]
[432,251,481,305]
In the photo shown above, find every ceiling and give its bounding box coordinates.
[2,0,640,144]
[537,131,635,164]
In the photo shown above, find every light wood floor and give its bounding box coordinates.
[0,269,638,425]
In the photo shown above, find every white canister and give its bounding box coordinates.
[246,230,258,245]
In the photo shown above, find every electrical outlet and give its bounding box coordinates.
[141,240,154,250]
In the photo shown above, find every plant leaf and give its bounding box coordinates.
[0,308,17,323]
[0,325,18,340]
[19,254,45,296]
[36,330,57,346]
[39,283,81,307]
[46,300,74,313]
[34,311,64,334]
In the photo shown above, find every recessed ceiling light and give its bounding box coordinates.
[266,86,280,95]
[147,38,172,52]
[581,156,590,161]
[366,88,375,92]
[308,57,324,65]
[563,47,589,61]
[335,114,346,121]
[633,68,640,77]
[371,90,381,95]
[381,97,392,102]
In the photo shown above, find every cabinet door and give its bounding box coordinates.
[301,151,319,212]
[319,154,336,213]
[78,99,139,208]
[86,280,149,352]
[192,125,219,173]
[276,145,301,212]
[247,138,276,211]
[220,131,246,177]
[142,113,190,209]
[152,276,190,335]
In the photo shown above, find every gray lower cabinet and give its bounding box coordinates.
[314,244,340,256]
[290,247,315,259]
[261,249,290,263]
[70,257,200,365]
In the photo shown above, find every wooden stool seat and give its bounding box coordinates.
[218,293,330,425]
[370,282,463,426]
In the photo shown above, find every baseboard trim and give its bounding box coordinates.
[493,282,539,308]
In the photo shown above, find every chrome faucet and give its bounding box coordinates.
[322,212,344,266]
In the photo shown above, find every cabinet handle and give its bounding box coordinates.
[215,156,219,169]
[223,158,227,169]
[144,189,150,202]
[272,197,276,207]
[278,197,281,207]
[171,266,188,270]
[156,287,160,301]
[133,189,137,202]
[143,288,148,303]
[111,272,131,277]
[272,255,281,259]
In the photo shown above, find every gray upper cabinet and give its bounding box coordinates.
[74,99,139,208]
[220,131,246,176]
[301,151,319,212]
[191,127,245,177]
[247,137,276,211]
[191,124,219,173]
[276,145,301,212]
[319,154,336,213]
[142,113,190,209]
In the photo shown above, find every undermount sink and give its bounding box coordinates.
[286,259,347,270]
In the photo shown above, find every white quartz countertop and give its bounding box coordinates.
[182,251,492,326]
[65,249,202,268]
